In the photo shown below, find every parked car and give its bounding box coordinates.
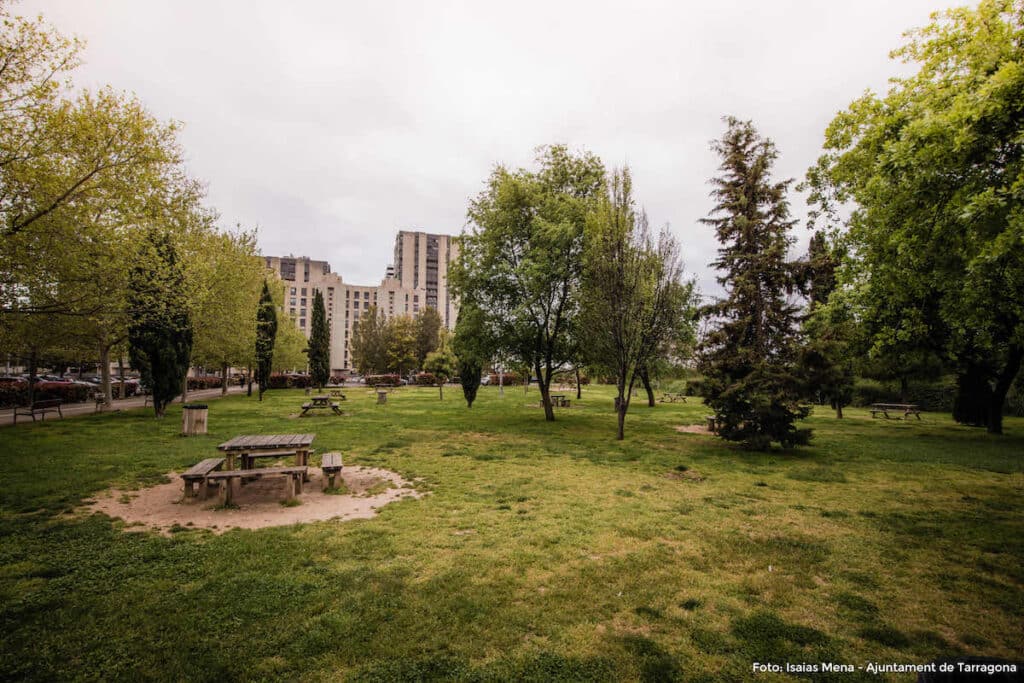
[480,375,491,385]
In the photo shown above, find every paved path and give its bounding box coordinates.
[0,385,248,427]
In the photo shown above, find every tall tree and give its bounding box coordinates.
[699,117,810,450]
[580,168,696,440]
[307,289,330,390]
[414,306,442,367]
[349,306,388,376]
[806,0,1024,434]
[387,315,418,378]
[453,145,605,421]
[255,280,277,401]
[127,229,192,417]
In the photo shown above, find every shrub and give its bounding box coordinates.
[35,382,90,403]
[488,372,521,386]
[0,384,27,408]
[290,374,312,389]
[415,372,436,386]
[268,374,290,390]
[187,376,223,391]
[329,375,346,385]
[366,374,401,386]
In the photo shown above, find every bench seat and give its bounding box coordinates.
[207,466,308,505]
[13,399,63,424]
[181,457,225,499]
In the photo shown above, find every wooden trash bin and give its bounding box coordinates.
[376,391,387,405]
[182,404,208,436]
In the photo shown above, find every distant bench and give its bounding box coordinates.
[13,399,63,424]
[870,403,922,420]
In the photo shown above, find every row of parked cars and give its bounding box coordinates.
[0,374,142,390]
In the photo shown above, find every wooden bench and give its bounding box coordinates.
[13,399,63,424]
[207,466,308,505]
[329,389,346,400]
[240,449,299,470]
[300,401,342,416]
[870,403,922,420]
[320,452,343,490]
[181,457,226,500]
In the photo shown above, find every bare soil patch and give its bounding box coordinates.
[674,424,712,435]
[85,466,422,535]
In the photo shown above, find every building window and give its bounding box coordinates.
[300,298,306,306]
[299,318,306,327]
[290,307,296,315]
[363,301,369,309]
[363,291,369,299]
[300,308,306,316]
[289,297,296,306]
[290,287,296,295]
[280,258,296,281]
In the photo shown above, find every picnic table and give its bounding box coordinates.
[328,389,346,400]
[549,394,570,408]
[301,395,342,416]
[209,433,316,504]
[869,403,922,420]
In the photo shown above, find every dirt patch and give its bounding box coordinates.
[666,469,705,482]
[85,466,422,535]
[674,424,712,435]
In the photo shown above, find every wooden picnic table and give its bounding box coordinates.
[217,434,316,480]
[301,396,342,416]
[549,394,570,408]
[870,403,922,420]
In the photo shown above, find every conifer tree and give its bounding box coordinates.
[255,280,277,401]
[698,117,810,449]
[307,289,330,390]
[127,228,193,417]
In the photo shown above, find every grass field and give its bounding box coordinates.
[1,385,1021,681]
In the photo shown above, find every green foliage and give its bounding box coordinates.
[255,280,277,400]
[699,117,810,449]
[386,316,418,378]
[349,306,388,376]
[307,289,330,390]
[806,0,1024,433]
[453,144,605,420]
[580,167,697,439]
[423,332,458,400]
[452,300,488,407]
[414,306,442,367]
[127,229,192,417]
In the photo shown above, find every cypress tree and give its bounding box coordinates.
[308,289,330,390]
[255,280,277,401]
[698,117,810,449]
[128,228,193,418]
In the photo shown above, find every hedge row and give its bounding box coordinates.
[267,374,313,390]
[187,376,223,390]
[488,372,522,386]
[0,382,93,408]
[366,374,402,387]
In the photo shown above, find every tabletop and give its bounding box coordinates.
[218,434,315,451]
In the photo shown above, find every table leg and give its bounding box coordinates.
[298,449,310,482]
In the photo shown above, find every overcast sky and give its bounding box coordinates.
[25,0,957,295]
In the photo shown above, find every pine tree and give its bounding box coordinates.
[127,228,193,418]
[307,289,330,390]
[255,280,277,401]
[698,117,810,449]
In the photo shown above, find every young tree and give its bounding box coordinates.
[453,145,605,421]
[580,168,696,439]
[415,306,442,367]
[387,315,418,378]
[423,332,458,400]
[806,0,1024,433]
[452,300,488,407]
[127,228,193,417]
[307,289,330,390]
[255,280,277,401]
[349,306,388,376]
[699,117,810,450]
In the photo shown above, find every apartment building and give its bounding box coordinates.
[264,230,458,375]
[391,230,460,329]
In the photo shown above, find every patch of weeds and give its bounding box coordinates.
[960,632,990,648]
[786,466,847,483]
[618,634,683,682]
[633,606,663,620]
[497,504,511,511]
[614,489,635,497]
[168,524,189,534]
[858,625,910,648]
[674,465,689,472]
[754,481,768,487]
[118,494,134,504]
[820,509,848,519]
[472,452,506,461]
[362,481,394,497]
[280,499,302,508]
[680,598,702,611]
[690,627,729,654]
[841,571,880,590]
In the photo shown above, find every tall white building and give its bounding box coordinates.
[264,229,459,375]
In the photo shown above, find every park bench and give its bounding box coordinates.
[207,466,308,505]
[300,400,342,416]
[240,449,300,470]
[659,393,687,403]
[705,415,718,433]
[320,452,343,490]
[869,403,922,420]
[181,457,226,500]
[329,389,346,400]
[13,399,63,424]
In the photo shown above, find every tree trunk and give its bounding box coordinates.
[27,348,38,405]
[954,362,991,428]
[987,346,1023,435]
[640,367,655,407]
[118,355,126,402]
[438,383,444,400]
[181,373,188,404]
[899,375,909,403]
[536,359,554,421]
[221,363,229,395]
[99,345,112,405]
[835,402,843,419]
[575,366,582,400]
[247,363,253,397]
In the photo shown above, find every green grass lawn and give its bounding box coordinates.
[1,385,1021,681]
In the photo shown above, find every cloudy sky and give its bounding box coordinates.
[26,0,955,295]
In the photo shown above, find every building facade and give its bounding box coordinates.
[264,230,459,375]
[390,230,460,329]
